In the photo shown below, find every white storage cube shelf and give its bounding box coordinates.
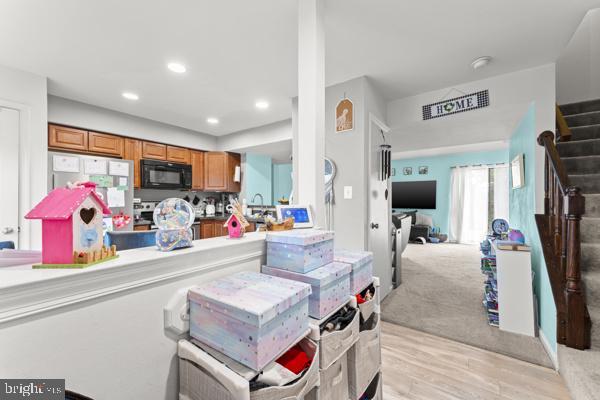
[262,262,351,319]
[266,229,335,273]
[188,271,312,371]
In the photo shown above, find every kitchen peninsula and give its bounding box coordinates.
[0,233,267,399]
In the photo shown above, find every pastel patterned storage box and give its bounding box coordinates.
[266,229,334,273]
[188,271,311,371]
[334,249,373,294]
[262,262,351,319]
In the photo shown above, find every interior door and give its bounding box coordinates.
[0,107,20,247]
[368,118,392,299]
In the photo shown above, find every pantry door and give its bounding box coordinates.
[0,107,20,247]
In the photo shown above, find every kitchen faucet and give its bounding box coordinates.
[251,193,264,215]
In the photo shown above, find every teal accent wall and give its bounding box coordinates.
[273,163,293,203]
[245,153,273,205]
[391,149,509,234]
[508,103,557,350]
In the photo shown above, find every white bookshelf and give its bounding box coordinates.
[492,241,536,337]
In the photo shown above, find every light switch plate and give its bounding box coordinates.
[344,186,353,199]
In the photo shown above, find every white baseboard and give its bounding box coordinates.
[539,328,559,370]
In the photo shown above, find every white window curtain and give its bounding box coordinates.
[493,165,509,221]
[449,166,490,244]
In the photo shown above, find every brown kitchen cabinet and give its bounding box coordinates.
[133,224,150,231]
[123,138,143,188]
[88,131,124,157]
[204,152,241,192]
[190,150,205,190]
[142,142,167,160]
[167,146,191,164]
[215,221,227,237]
[246,222,256,232]
[200,220,215,239]
[48,124,88,152]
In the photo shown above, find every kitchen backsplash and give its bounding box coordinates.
[134,189,238,204]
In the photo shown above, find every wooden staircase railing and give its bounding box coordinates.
[536,129,591,350]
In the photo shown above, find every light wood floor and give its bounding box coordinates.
[380,322,571,400]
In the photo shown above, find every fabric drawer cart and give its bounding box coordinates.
[178,336,320,400]
[334,249,373,295]
[266,229,334,273]
[188,271,311,371]
[262,262,351,319]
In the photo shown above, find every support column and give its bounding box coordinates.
[293,0,325,227]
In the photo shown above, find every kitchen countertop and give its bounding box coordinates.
[133,214,265,226]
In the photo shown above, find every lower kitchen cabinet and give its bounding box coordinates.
[200,221,216,239]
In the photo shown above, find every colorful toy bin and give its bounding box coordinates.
[188,271,311,371]
[153,198,195,251]
[266,229,334,273]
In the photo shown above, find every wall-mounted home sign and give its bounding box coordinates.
[336,98,354,132]
[422,90,489,120]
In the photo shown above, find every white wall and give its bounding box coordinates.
[387,65,559,155]
[48,96,217,151]
[557,8,600,104]
[0,65,48,250]
[323,77,369,249]
[218,119,292,152]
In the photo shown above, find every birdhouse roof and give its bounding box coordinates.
[224,214,239,226]
[25,182,111,220]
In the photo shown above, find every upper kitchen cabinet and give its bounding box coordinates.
[190,150,205,190]
[48,124,88,152]
[123,138,142,188]
[142,142,167,160]
[88,131,124,157]
[204,152,241,192]
[167,146,191,164]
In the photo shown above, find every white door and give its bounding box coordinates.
[0,107,20,247]
[367,116,392,299]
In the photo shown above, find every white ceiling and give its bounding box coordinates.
[1,0,599,136]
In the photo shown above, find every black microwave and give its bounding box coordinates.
[141,159,192,189]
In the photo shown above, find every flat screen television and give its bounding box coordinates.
[392,180,437,209]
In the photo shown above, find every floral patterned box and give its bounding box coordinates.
[188,271,311,371]
[266,229,334,273]
[334,249,374,294]
[262,261,351,319]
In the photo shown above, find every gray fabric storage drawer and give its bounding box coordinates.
[305,353,349,400]
[347,313,381,400]
[250,339,320,400]
[359,372,382,400]
[178,338,320,400]
[319,310,359,370]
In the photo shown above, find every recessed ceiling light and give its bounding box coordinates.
[255,100,269,110]
[206,117,219,125]
[122,92,139,100]
[167,62,186,74]
[471,56,492,70]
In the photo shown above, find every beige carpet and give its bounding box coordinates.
[381,243,553,367]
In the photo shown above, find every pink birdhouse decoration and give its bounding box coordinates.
[25,182,112,265]
[224,214,244,239]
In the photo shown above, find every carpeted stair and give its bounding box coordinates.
[556,99,600,400]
